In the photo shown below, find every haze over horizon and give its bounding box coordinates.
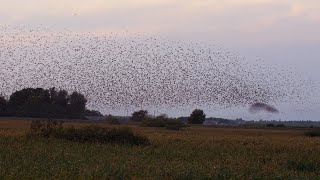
[1,0,319,120]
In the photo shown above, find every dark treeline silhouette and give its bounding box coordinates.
[2,89,319,128]
[0,88,98,119]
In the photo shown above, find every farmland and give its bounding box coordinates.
[0,119,320,179]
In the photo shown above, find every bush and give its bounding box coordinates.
[142,117,186,130]
[109,118,121,125]
[304,129,320,137]
[29,120,149,146]
[276,124,285,128]
[131,110,148,122]
[266,124,275,127]
[287,160,319,172]
[141,117,166,127]
[29,119,64,137]
[165,119,186,130]
[105,115,121,125]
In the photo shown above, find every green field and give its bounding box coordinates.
[0,119,320,179]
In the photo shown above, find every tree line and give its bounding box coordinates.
[0,87,206,124]
[0,88,98,119]
[131,109,206,124]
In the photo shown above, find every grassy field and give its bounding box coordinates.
[0,119,320,179]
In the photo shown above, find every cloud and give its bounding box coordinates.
[0,0,179,16]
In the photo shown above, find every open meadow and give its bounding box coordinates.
[0,118,320,179]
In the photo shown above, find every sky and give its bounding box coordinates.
[1,0,319,120]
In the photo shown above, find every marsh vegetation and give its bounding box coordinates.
[0,119,319,179]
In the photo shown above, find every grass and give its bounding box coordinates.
[0,119,320,179]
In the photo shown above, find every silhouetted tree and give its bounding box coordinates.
[67,92,87,119]
[53,89,69,107]
[0,96,8,116]
[188,109,206,124]
[49,89,69,118]
[8,88,50,117]
[131,110,148,122]
[6,88,88,119]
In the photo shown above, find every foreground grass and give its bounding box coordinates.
[0,120,320,179]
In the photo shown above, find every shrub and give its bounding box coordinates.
[165,119,186,130]
[29,119,64,137]
[304,129,320,137]
[287,160,319,172]
[131,110,148,122]
[141,117,166,127]
[266,124,275,127]
[105,115,121,125]
[142,117,186,130]
[29,120,149,145]
[109,118,121,125]
[58,126,149,145]
[276,124,285,128]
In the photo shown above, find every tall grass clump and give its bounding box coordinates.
[304,129,320,137]
[29,120,149,145]
[287,160,319,172]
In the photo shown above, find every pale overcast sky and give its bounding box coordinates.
[1,0,319,120]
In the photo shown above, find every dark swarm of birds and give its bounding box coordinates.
[0,26,313,115]
[249,102,279,114]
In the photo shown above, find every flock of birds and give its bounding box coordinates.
[249,103,279,114]
[0,26,313,115]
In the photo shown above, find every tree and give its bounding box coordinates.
[53,89,69,108]
[188,109,206,124]
[131,110,148,122]
[48,89,69,118]
[0,96,8,116]
[67,92,87,119]
[7,88,88,119]
[7,88,50,117]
